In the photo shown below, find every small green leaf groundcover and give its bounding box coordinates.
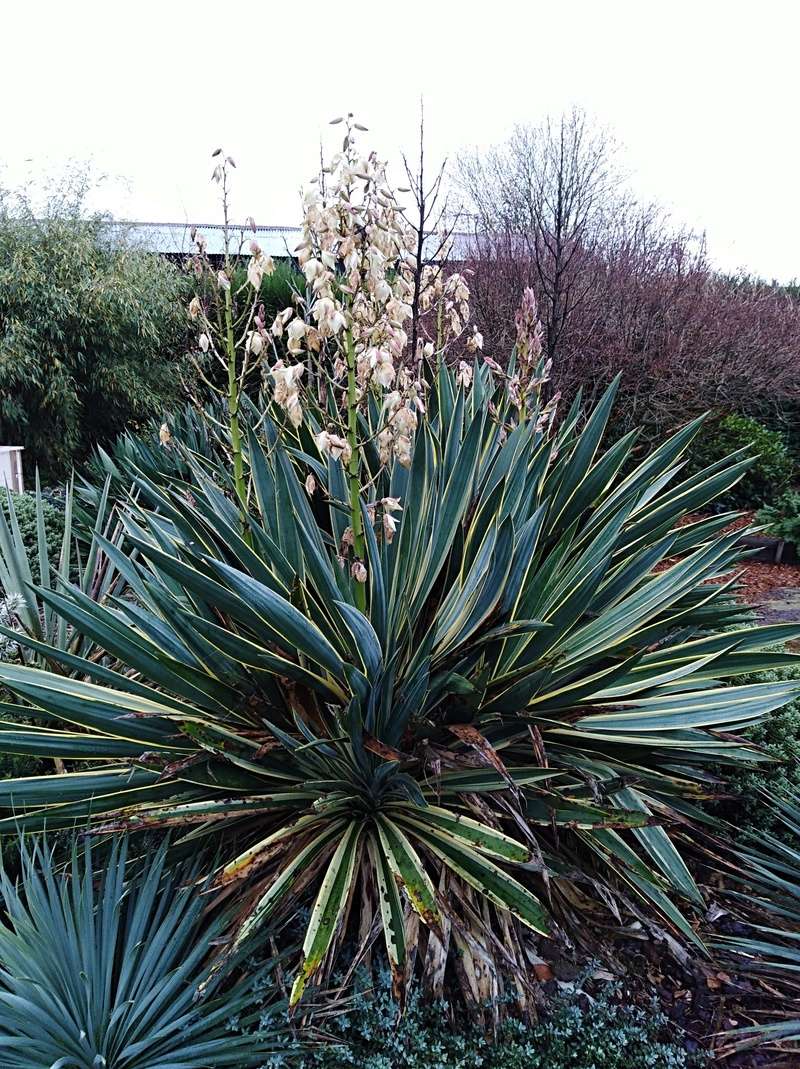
[288,969,704,1069]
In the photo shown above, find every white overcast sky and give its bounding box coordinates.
[2,0,799,281]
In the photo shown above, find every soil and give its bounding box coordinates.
[677,512,800,634]
[735,562,800,607]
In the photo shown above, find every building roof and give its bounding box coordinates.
[119,222,303,258]
[116,221,476,260]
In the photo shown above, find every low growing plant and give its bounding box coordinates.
[0,836,298,1069]
[756,490,800,544]
[723,654,800,837]
[294,968,702,1069]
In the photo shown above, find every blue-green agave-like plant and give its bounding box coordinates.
[0,837,297,1068]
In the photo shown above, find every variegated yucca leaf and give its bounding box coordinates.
[0,365,798,1001]
[0,473,123,661]
[712,793,800,1054]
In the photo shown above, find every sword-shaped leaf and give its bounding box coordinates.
[420,824,550,935]
[290,821,362,1005]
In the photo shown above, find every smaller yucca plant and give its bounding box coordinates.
[0,838,296,1069]
[714,792,800,1054]
[0,473,121,662]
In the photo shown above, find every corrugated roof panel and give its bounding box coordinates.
[116,222,302,258]
[112,222,476,260]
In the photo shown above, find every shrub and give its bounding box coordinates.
[687,414,793,509]
[0,836,297,1069]
[459,114,800,450]
[0,174,191,481]
[0,491,65,581]
[724,653,800,836]
[295,969,701,1069]
[756,490,800,544]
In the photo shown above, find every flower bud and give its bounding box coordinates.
[351,561,368,583]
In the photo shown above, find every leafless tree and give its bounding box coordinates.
[402,100,463,363]
[457,109,800,443]
[458,107,620,362]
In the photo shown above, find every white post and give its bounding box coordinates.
[0,448,24,493]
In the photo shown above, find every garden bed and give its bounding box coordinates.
[678,512,800,624]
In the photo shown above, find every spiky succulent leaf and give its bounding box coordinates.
[0,367,797,1000]
[0,838,296,1068]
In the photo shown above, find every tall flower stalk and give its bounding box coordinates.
[186,150,277,538]
[344,327,366,600]
[270,116,426,604]
[187,123,482,597]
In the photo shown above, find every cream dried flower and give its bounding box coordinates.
[351,561,368,583]
[315,430,352,464]
[465,327,483,353]
[246,331,264,356]
[456,361,473,389]
[383,512,398,543]
[271,307,294,337]
[286,319,307,355]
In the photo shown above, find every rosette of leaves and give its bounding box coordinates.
[0,837,296,1068]
[0,367,798,1005]
[712,792,800,1054]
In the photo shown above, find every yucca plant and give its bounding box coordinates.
[0,473,121,656]
[0,366,798,1005]
[0,837,297,1068]
[713,792,800,1054]
[0,476,126,776]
